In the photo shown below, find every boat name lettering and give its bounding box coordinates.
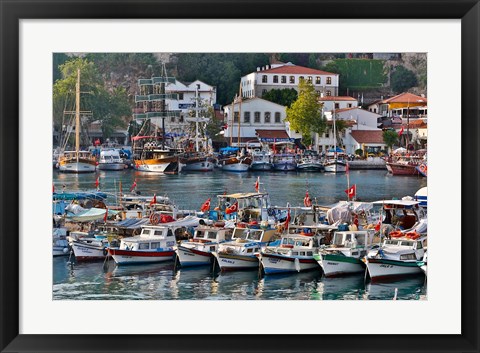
[380,264,394,268]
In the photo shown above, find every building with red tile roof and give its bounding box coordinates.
[241,62,339,99]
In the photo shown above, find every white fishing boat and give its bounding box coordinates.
[314,230,377,277]
[52,228,69,256]
[272,153,297,171]
[365,234,427,281]
[58,69,97,173]
[296,150,324,172]
[68,231,114,261]
[219,154,252,172]
[98,149,125,170]
[176,224,233,267]
[212,225,277,271]
[250,149,273,171]
[258,232,322,275]
[107,225,177,265]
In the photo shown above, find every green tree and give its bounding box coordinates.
[390,65,418,93]
[286,79,326,146]
[53,57,130,141]
[382,129,399,151]
[262,88,298,107]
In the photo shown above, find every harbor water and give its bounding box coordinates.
[53,169,427,300]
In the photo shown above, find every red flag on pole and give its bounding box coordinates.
[150,193,157,206]
[130,179,137,192]
[344,184,356,199]
[225,201,238,214]
[200,198,211,212]
[398,126,404,137]
[284,209,291,230]
[304,191,312,207]
[254,177,260,192]
[103,207,108,222]
[95,177,100,189]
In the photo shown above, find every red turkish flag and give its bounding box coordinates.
[304,191,312,207]
[225,201,238,214]
[103,207,108,222]
[344,185,356,199]
[254,177,260,192]
[200,198,211,212]
[150,194,157,206]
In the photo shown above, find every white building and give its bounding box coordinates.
[165,80,216,133]
[241,62,339,99]
[319,96,358,112]
[223,97,287,146]
[325,107,382,130]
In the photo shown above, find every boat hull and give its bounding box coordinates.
[71,241,106,261]
[297,164,324,172]
[366,258,423,281]
[213,252,259,271]
[250,163,273,171]
[324,162,346,173]
[181,160,215,172]
[176,246,214,267]
[53,246,70,257]
[222,163,250,172]
[260,253,318,274]
[315,253,365,277]
[58,161,96,173]
[108,248,175,265]
[273,163,297,171]
[98,162,125,171]
[386,162,419,176]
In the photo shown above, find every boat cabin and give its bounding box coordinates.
[372,200,423,230]
[332,231,375,249]
[382,237,426,260]
[216,192,271,222]
[192,227,233,243]
[235,226,276,242]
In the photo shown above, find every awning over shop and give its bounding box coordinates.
[255,129,293,143]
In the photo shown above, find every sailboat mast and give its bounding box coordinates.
[333,100,337,172]
[160,64,166,150]
[75,68,81,159]
[237,84,242,148]
[195,85,199,152]
[230,98,234,146]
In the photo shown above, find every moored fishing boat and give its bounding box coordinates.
[314,230,377,277]
[68,231,116,261]
[179,152,215,172]
[212,225,277,271]
[98,149,125,171]
[323,149,347,173]
[258,231,322,274]
[107,225,177,265]
[297,151,325,172]
[272,153,297,171]
[365,233,426,281]
[250,149,273,171]
[219,154,252,172]
[52,228,70,256]
[176,224,233,267]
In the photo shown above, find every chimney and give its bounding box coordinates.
[256,67,260,72]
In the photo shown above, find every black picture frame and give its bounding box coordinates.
[1,1,479,352]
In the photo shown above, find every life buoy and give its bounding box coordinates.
[150,213,161,225]
[419,164,427,174]
[406,231,420,240]
[389,230,403,238]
